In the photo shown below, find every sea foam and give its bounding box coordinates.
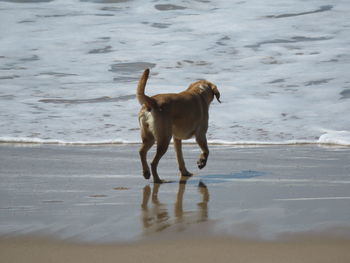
[0,0,349,146]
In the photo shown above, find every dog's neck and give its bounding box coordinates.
[197,85,214,106]
[198,84,206,92]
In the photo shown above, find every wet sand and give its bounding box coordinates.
[1,144,350,261]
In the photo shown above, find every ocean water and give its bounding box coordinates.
[1,0,350,145]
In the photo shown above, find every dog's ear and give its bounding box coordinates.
[211,85,221,103]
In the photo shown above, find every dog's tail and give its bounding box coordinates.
[137,68,158,111]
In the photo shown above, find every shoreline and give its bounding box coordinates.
[1,140,349,147]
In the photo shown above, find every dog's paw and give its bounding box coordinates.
[198,180,207,188]
[153,178,166,184]
[142,170,151,180]
[181,171,193,177]
[197,158,207,169]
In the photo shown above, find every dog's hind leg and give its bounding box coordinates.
[151,135,171,183]
[139,130,155,180]
[174,138,192,177]
[195,132,209,169]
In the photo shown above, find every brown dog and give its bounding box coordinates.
[137,68,221,183]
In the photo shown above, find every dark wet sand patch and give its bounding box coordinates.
[39,95,135,104]
[19,55,39,62]
[266,5,333,19]
[98,37,111,41]
[176,60,212,68]
[304,78,333,86]
[100,6,124,11]
[155,4,187,11]
[80,0,130,3]
[36,72,78,77]
[88,45,113,54]
[322,58,339,63]
[0,75,20,80]
[109,62,156,73]
[151,23,171,29]
[18,19,36,23]
[94,13,115,16]
[36,12,110,19]
[246,36,332,49]
[216,36,231,46]
[0,65,27,70]
[0,94,16,100]
[268,79,285,84]
[340,89,350,99]
[113,76,139,83]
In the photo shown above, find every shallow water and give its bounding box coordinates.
[0,0,350,145]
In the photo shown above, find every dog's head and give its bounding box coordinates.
[208,82,221,103]
[190,80,221,104]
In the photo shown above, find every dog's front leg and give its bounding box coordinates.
[174,138,192,177]
[195,133,209,169]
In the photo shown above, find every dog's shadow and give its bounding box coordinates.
[141,176,209,235]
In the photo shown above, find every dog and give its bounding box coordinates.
[137,68,220,183]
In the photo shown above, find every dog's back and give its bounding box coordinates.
[137,73,206,140]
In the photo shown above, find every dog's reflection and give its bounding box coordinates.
[141,176,209,235]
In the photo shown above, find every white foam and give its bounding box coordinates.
[0,137,139,145]
[207,139,319,146]
[318,130,350,146]
[0,0,349,145]
[1,136,349,147]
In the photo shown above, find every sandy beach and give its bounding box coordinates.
[1,143,350,262]
[2,236,350,263]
